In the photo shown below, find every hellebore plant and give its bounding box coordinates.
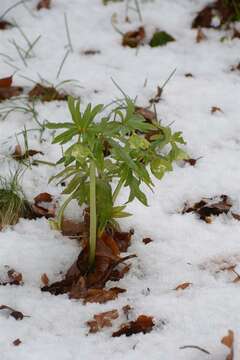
[46,96,187,269]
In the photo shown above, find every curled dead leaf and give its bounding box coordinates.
[192,1,236,29]
[135,107,156,124]
[0,20,13,30]
[0,305,27,320]
[13,338,22,346]
[7,269,23,285]
[0,75,23,101]
[83,287,126,304]
[122,26,145,48]
[142,237,153,245]
[12,145,44,161]
[41,273,49,286]
[28,84,67,102]
[112,315,154,337]
[87,309,119,333]
[30,192,56,219]
[182,195,232,222]
[37,0,51,10]
[183,157,202,166]
[175,282,192,291]
[196,28,207,43]
[221,330,234,360]
[211,106,223,114]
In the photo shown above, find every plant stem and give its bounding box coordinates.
[89,160,97,269]
[57,193,75,229]
[112,175,125,203]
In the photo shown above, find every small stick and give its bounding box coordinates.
[179,345,210,355]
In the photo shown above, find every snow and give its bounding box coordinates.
[0,0,240,359]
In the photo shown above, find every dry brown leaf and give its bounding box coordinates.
[41,273,49,286]
[113,229,133,252]
[112,315,154,337]
[109,264,130,281]
[185,73,194,77]
[183,157,202,166]
[7,269,23,285]
[87,309,119,333]
[82,49,101,55]
[0,305,26,320]
[42,229,135,302]
[0,76,23,101]
[13,339,21,346]
[192,1,236,29]
[135,107,156,124]
[221,330,234,360]
[122,26,145,48]
[149,86,162,104]
[34,193,53,203]
[142,237,153,245]
[211,106,223,114]
[175,282,192,290]
[61,219,87,237]
[30,192,56,219]
[12,145,44,161]
[182,195,232,222]
[196,28,207,43]
[83,287,126,304]
[0,20,13,30]
[37,0,51,10]
[232,212,240,221]
[28,83,67,102]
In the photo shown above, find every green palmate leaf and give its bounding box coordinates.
[126,114,156,132]
[129,134,150,150]
[169,143,189,161]
[98,119,122,136]
[49,166,77,183]
[45,122,73,129]
[68,96,81,125]
[110,140,151,185]
[65,143,92,162]
[171,131,186,144]
[112,205,132,218]
[75,181,89,206]
[62,174,83,194]
[149,31,175,47]
[52,128,78,144]
[150,157,172,180]
[126,174,148,206]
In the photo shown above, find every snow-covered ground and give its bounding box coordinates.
[1,0,240,359]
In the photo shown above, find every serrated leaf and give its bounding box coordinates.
[150,157,172,180]
[129,134,150,150]
[52,128,77,144]
[62,174,82,194]
[45,122,74,129]
[149,31,175,47]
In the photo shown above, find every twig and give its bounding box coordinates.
[179,345,210,355]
